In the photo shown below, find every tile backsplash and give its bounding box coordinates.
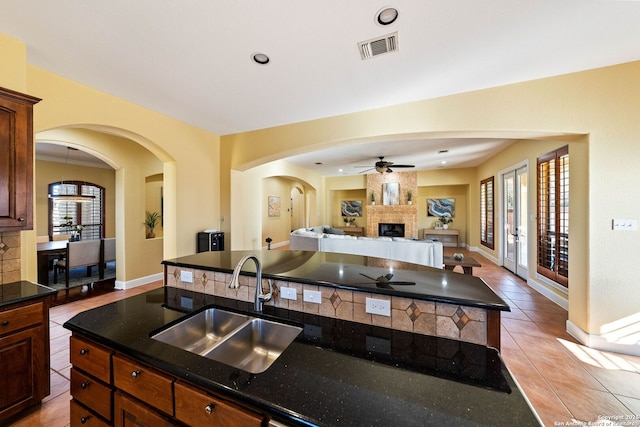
[0,231,22,285]
[165,265,488,346]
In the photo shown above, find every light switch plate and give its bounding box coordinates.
[281,286,297,300]
[613,219,637,231]
[180,271,193,283]
[365,297,391,317]
[303,290,321,304]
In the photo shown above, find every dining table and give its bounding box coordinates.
[36,240,67,286]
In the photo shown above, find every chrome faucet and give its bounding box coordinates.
[228,255,272,312]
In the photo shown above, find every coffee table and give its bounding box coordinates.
[443,255,481,275]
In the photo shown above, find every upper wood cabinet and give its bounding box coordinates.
[0,87,41,231]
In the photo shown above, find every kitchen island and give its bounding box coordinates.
[163,250,509,349]
[63,250,540,426]
[64,286,541,426]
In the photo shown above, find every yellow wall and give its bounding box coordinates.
[1,32,221,287]
[222,61,640,348]
[261,177,293,245]
[230,160,323,249]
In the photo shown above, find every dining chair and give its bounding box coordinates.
[100,237,116,279]
[54,239,101,288]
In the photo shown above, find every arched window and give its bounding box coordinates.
[48,181,105,240]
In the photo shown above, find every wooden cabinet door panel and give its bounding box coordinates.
[114,392,176,427]
[70,399,110,427]
[174,381,263,427]
[0,325,46,419]
[70,336,113,384]
[0,302,43,336]
[71,368,113,421]
[113,355,174,416]
[0,87,39,230]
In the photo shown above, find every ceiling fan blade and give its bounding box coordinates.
[359,167,375,174]
[391,164,415,168]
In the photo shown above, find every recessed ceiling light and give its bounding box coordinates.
[252,53,270,65]
[376,7,398,26]
[440,160,447,165]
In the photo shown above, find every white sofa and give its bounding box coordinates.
[290,226,443,269]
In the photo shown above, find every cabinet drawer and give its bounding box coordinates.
[114,391,177,427]
[70,336,113,384]
[70,399,110,427]
[113,355,174,416]
[175,381,263,427]
[0,302,43,336]
[71,368,113,421]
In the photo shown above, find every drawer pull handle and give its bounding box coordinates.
[80,415,91,424]
[131,370,141,378]
[205,403,215,414]
[17,217,25,222]
[80,348,90,355]
[1,320,8,327]
[81,381,90,389]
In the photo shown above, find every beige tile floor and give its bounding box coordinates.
[8,250,640,427]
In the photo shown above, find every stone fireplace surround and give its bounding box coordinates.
[366,171,418,238]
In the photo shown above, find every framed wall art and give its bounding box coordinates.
[268,196,281,217]
[382,182,400,206]
[341,200,362,217]
[427,198,455,217]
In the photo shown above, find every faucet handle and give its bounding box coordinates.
[259,279,273,302]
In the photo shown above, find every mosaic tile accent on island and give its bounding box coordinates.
[0,231,22,285]
[165,265,488,346]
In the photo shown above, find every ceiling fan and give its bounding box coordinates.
[356,156,415,174]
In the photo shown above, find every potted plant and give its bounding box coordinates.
[370,192,375,205]
[439,215,453,229]
[145,211,160,238]
[407,190,413,205]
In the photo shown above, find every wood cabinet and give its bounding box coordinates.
[69,336,114,426]
[69,333,270,427]
[114,392,176,427]
[0,299,51,422]
[113,355,174,416]
[422,228,460,247]
[174,381,263,426]
[0,87,41,231]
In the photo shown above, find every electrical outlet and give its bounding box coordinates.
[180,271,193,283]
[281,287,297,300]
[303,290,321,304]
[365,297,391,317]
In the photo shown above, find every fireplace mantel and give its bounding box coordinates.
[366,205,418,238]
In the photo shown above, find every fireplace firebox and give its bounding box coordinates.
[378,223,405,237]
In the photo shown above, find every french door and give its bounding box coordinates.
[503,166,528,279]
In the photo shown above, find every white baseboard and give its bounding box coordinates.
[114,272,163,290]
[566,320,640,357]
[526,278,568,310]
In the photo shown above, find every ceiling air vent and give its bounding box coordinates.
[358,32,398,60]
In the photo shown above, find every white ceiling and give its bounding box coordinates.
[4,1,640,175]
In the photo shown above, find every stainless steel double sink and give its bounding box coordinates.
[151,308,302,374]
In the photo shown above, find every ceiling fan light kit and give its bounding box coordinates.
[356,156,415,174]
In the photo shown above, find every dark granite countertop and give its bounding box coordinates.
[63,287,540,426]
[0,280,57,308]
[162,250,509,312]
